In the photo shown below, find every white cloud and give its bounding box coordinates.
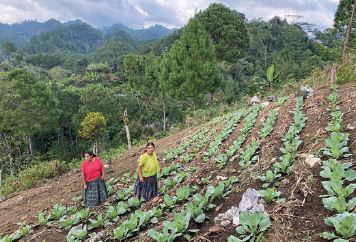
[0,0,339,29]
[0,2,65,23]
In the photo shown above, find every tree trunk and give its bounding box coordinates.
[28,135,33,157]
[93,141,98,155]
[2,132,12,157]
[123,108,132,154]
[264,46,267,68]
[59,126,65,155]
[342,0,356,60]
[17,146,22,156]
[124,124,131,153]
[193,98,197,111]
[0,167,2,191]
[69,128,74,151]
[207,92,213,105]
[162,93,167,131]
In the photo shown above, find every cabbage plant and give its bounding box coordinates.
[228,211,271,242]
[320,212,356,240]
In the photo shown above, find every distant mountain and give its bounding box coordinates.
[24,22,103,54]
[103,24,177,41]
[0,19,62,45]
[0,19,176,55]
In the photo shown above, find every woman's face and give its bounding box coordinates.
[146,145,155,155]
[84,154,93,162]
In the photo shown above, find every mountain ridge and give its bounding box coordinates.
[0,19,176,46]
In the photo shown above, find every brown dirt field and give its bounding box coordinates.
[1,83,355,242]
[124,111,257,241]
[299,86,330,154]
[219,110,249,151]
[194,83,356,242]
[259,97,295,161]
[185,104,280,241]
[0,126,198,235]
[266,86,332,242]
[265,165,332,242]
[222,104,271,171]
[116,108,263,242]
[245,103,275,144]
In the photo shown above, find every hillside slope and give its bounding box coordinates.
[0,127,197,232]
[0,82,355,242]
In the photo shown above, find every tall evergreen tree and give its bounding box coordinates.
[196,3,249,62]
[1,42,16,65]
[335,0,356,51]
[160,18,221,108]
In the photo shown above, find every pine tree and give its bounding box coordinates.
[196,3,249,62]
[160,18,221,108]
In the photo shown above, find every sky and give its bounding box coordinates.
[0,0,340,30]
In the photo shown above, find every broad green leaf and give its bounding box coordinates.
[325,213,356,238]
[319,232,337,240]
[228,235,243,242]
[322,196,346,213]
[194,213,206,223]
[0,235,12,242]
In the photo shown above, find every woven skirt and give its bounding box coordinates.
[83,178,107,207]
[133,174,158,201]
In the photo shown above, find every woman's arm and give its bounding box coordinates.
[137,164,144,182]
[81,162,87,189]
[82,173,87,190]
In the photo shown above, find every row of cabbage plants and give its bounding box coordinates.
[319,85,356,242]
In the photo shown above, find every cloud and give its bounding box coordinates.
[0,0,339,29]
[219,0,338,29]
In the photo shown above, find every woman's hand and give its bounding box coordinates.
[84,183,87,190]
[139,176,144,182]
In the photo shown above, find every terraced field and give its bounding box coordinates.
[0,82,355,242]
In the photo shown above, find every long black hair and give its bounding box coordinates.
[84,151,97,157]
[143,142,155,154]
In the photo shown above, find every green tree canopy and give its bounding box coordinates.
[1,42,16,64]
[196,3,249,62]
[75,83,120,126]
[160,17,221,108]
[334,0,356,32]
[79,112,107,154]
[0,69,59,155]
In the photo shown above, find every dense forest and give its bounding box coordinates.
[0,1,354,192]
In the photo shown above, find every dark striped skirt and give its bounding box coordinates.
[134,174,158,201]
[83,178,107,207]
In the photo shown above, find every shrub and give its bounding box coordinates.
[337,55,356,84]
[0,160,69,196]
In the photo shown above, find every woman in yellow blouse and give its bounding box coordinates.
[134,142,160,201]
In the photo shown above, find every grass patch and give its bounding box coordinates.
[0,160,70,196]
